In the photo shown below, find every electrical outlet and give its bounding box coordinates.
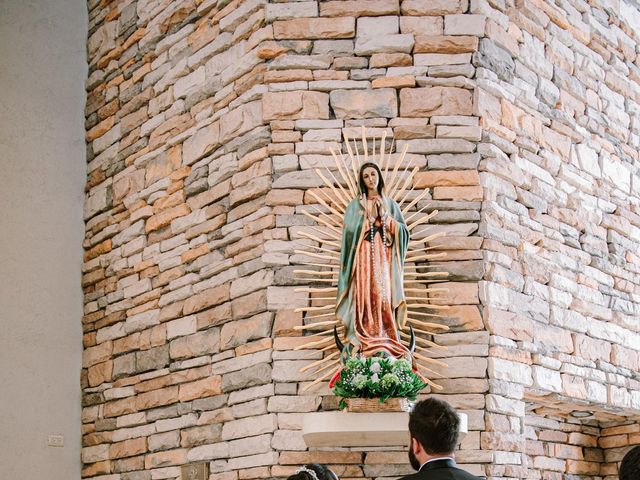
[181,462,208,480]
[47,434,64,447]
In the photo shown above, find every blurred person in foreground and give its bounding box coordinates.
[399,398,483,480]
[620,445,640,480]
[287,463,338,480]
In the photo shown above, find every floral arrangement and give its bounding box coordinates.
[330,356,426,410]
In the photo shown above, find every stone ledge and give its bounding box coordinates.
[302,412,468,447]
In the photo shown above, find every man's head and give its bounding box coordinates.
[620,445,640,480]
[408,398,460,470]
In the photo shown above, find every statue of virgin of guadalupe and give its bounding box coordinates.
[335,162,410,359]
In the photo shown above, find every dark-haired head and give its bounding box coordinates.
[358,162,385,196]
[287,464,338,480]
[409,398,460,456]
[620,445,640,480]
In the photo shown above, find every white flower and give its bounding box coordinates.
[387,356,397,364]
[370,362,382,373]
[371,373,380,383]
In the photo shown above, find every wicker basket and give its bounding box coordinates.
[345,397,413,413]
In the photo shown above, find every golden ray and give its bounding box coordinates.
[297,278,337,284]
[308,190,345,218]
[331,147,357,197]
[406,318,449,330]
[391,166,419,201]
[409,231,447,245]
[412,352,448,367]
[343,131,360,182]
[406,302,450,310]
[294,320,340,331]
[379,131,387,170]
[299,263,339,269]
[298,231,341,249]
[405,246,441,257]
[295,307,336,316]
[414,362,444,378]
[306,225,342,242]
[302,210,342,235]
[404,271,449,278]
[407,310,448,319]
[294,336,334,350]
[302,366,341,391]
[407,253,448,263]
[408,210,438,231]
[295,245,340,256]
[400,332,439,348]
[295,250,337,262]
[314,169,350,211]
[419,375,443,390]
[405,288,449,295]
[386,143,409,193]
[362,126,368,164]
[383,136,395,177]
[293,270,336,277]
[405,201,436,224]
[294,287,337,293]
[305,357,341,378]
[300,351,340,372]
[398,185,423,211]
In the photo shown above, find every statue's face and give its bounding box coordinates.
[362,166,379,193]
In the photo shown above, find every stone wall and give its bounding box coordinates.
[475,0,640,477]
[82,0,640,479]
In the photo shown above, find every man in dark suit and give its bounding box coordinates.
[399,398,482,480]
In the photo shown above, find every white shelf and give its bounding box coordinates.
[302,411,468,447]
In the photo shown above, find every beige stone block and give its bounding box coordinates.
[179,376,222,402]
[321,0,399,16]
[228,433,273,457]
[371,75,415,89]
[354,34,414,55]
[415,35,478,53]
[369,52,413,67]
[573,334,611,362]
[444,14,486,36]
[81,444,110,464]
[273,17,355,40]
[231,290,267,319]
[109,437,147,459]
[144,448,188,469]
[145,204,191,233]
[222,413,278,441]
[414,170,479,188]
[220,312,272,350]
[401,0,465,15]
[265,1,317,21]
[428,282,479,305]
[415,53,472,65]
[400,16,443,35]
[88,360,113,387]
[263,91,329,120]
[83,341,113,368]
[227,451,279,470]
[135,385,179,412]
[400,87,472,117]
[433,186,482,201]
[183,122,220,166]
[268,395,321,412]
[330,88,397,118]
[183,284,230,315]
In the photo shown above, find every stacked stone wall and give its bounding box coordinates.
[82,0,488,478]
[81,0,640,479]
[474,0,640,477]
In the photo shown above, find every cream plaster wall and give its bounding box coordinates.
[0,0,86,477]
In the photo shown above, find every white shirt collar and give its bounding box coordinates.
[419,456,455,471]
